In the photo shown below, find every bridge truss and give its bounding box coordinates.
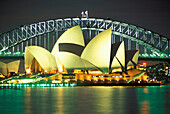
[0,17,169,59]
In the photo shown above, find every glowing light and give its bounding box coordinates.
[64,80,69,83]
[52,80,61,83]
[143,62,147,67]
[143,88,148,93]
[18,79,34,83]
[26,69,31,73]
[59,68,63,72]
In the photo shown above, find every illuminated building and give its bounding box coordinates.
[25,46,57,73]
[23,25,146,84]
[146,63,170,81]
[0,60,20,76]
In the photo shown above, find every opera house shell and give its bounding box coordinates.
[24,25,139,74]
[0,60,20,76]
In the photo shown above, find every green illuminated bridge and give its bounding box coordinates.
[0,17,170,59]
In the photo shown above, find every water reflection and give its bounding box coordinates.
[143,88,148,94]
[0,86,170,114]
[25,87,31,114]
[56,88,64,113]
[137,85,170,114]
[141,101,149,114]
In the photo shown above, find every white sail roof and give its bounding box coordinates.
[51,25,85,55]
[0,62,7,76]
[56,52,96,72]
[132,50,139,64]
[81,28,112,73]
[0,60,20,76]
[111,41,125,69]
[126,50,139,67]
[25,46,57,71]
[8,60,20,73]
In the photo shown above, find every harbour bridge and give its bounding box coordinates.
[0,15,170,62]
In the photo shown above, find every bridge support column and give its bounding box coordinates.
[52,32,55,46]
[144,46,147,55]
[39,35,41,47]
[44,34,46,49]
[17,44,19,53]
[112,34,115,44]
[95,30,99,36]
[136,42,139,50]
[26,40,28,47]
[128,39,131,50]
[89,29,91,40]
[47,33,50,51]
[30,38,32,46]
[120,36,123,42]
[12,45,14,55]
[35,36,37,46]
[56,30,58,41]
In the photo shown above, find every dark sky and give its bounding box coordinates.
[0,0,170,38]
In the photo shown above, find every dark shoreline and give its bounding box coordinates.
[76,83,161,86]
[0,83,161,88]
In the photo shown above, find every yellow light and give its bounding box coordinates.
[64,80,69,82]
[19,79,34,83]
[45,70,47,72]
[59,68,63,72]
[26,69,31,73]
[52,80,61,83]
[143,62,147,67]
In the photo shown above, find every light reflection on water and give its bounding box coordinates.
[0,86,170,114]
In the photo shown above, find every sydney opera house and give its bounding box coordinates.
[0,24,150,86]
[20,25,146,84]
[0,26,146,83]
[0,60,20,76]
[0,25,148,85]
[25,25,139,72]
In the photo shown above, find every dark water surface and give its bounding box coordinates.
[0,85,170,114]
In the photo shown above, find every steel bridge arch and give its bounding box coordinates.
[0,17,169,58]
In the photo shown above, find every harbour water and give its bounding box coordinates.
[0,85,170,114]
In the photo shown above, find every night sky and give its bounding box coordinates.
[0,0,170,38]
